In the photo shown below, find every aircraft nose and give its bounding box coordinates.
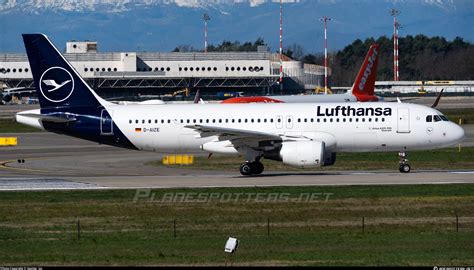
[449,123,465,144]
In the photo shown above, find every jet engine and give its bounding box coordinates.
[278,140,332,168]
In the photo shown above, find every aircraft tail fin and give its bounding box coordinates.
[350,44,379,97]
[22,34,109,109]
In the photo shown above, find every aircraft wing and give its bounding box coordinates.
[185,125,281,142]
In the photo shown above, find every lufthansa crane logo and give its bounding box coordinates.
[39,67,74,103]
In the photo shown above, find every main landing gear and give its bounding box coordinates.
[398,151,411,173]
[239,161,264,176]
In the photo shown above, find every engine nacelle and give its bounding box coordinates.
[279,141,325,168]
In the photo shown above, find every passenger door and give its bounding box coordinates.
[100,109,114,135]
[397,108,410,133]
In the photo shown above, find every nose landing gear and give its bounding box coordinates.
[398,151,411,173]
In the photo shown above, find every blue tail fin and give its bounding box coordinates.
[22,34,107,109]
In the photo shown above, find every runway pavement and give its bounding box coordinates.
[0,131,473,191]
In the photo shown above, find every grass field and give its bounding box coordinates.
[0,184,473,266]
[440,108,474,124]
[0,118,42,133]
[151,146,474,171]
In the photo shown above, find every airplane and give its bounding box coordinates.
[222,43,381,104]
[16,34,464,176]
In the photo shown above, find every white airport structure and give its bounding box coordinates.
[1,40,473,101]
[0,40,326,98]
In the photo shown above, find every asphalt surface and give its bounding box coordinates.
[1,97,472,191]
[0,130,473,190]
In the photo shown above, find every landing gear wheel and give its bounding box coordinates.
[399,164,411,173]
[239,163,252,176]
[239,161,264,175]
[398,151,411,173]
[251,161,264,175]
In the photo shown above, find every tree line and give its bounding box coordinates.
[172,35,474,84]
[296,35,474,85]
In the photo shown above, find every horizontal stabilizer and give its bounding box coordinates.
[17,113,76,123]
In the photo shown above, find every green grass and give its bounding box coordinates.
[0,184,473,266]
[0,118,42,133]
[152,147,474,171]
[441,108,474,124]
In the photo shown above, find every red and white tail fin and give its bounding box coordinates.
[351,44,379,100]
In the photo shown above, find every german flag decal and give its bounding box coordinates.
[135,128,142,132]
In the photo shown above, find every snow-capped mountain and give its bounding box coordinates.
[0,0,471,53]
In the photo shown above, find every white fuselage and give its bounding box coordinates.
[108,102,464,154]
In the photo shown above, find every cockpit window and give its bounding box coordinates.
[433,115,442,122]
[426,115,432,122]
[440,115,449,121]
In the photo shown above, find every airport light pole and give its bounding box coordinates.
[391,9,400,81]
[203,13,210,53]
[320,16,331,95]
[279,0,283,95]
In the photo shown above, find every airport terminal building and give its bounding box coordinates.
[0,40,327,101]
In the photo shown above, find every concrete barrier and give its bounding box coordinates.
[0,137,17,146]
[162,154,194,165]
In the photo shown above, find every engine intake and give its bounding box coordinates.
[279,140,326,168]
